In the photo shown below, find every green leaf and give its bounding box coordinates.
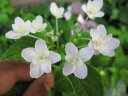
[54,65,104,96]
[0,37,36,61]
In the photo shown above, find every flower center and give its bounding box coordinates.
[96,39,104,46]
[89,7,96,14]
[35,24,42,31]
[38,55,47,62]
[17,26,26,34]
[71,56,80,63]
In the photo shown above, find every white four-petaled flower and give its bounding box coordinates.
[82,0,104,19]
[21,39,61,78]
[31,15,47,33]
[5,17,32,39]
[63,43,94,79]
[88,25,120,57]
[50,2,64,19]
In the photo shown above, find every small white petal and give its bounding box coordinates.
[21,48,37,62]
[49,51,61,64]
[74,64,88,79]
[64,11,72,20]
[90,25,107,40]
[50,2,64,18]
[96,24,107,35]
[50,2,58,16]
[36,15,43,22]
[5,30,21,39]
[35,39,50,56]
[82,4,87,13]
[40,59,51,73]
[30,63,43,78]
[94,11,104,17]
[77,14,85,24]
[105,38,120,50]
[65,42,78,56]
[65,54,73,62]
[15,17,24,24]
[88,0,103,11]
[63,62,76,76]
[78,47,94,62]
[98,46,115,57]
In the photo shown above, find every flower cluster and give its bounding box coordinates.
[5,0,120,79]
[5,15,47,39]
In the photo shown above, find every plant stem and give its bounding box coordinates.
[80,38,91,40]
[28,35,41,40]
[56,18,59,35]
[56,18,59,48]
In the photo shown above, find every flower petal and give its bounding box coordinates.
[50,2,58,16]
[98,46,115,57]
[62,62,76,76]
[36,15,43,22]
[40,59,51,73]
[65,42,78,56]
[94,11,104,17]
[74,64,88,79]
[64,11,72,20]
[21,48,37,62]
[78,47,94,62]
[105,38,120,50]
[35,39,50,56]
[15,17,24,25]
[77,14,85,24]
[30,63,43,78]
[96,24,107,35]
[5,30,21,39]
[49,51,61,64]
[88,0,103,11]
[82,4,87,13]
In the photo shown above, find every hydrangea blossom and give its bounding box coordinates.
[21,39,61,78]
[50,2,64,19]
[5,17,32,39]
[31,15,47,33]
[63,43,94,79]
[88,25,120,57]
[82,0,104,19]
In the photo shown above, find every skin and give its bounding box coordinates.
[0,60,54,96]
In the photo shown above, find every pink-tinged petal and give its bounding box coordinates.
[35,39,50,56]
[78,47,94,62]
[63,62,76,76]
[74,64,88,79]
[21,48,37,62]
[49,51,61,64]
[30,63,44,78]
[40,59,51,73]
[5,30,21,39]
[65,43,78,56]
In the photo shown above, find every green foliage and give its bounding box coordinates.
[0,37,36,61]
[54,65,104,96]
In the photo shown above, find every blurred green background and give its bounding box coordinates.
[0,0,128,96]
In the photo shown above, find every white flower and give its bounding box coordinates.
[50,2,64,19]
[88,25,120,57]
[5,17,32,39]
[31,15,47,33]
[82,0,104,19]
[21,39,61,78]
[64,6,72,20]
[63,43,94,79]
[77,14,85,24]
